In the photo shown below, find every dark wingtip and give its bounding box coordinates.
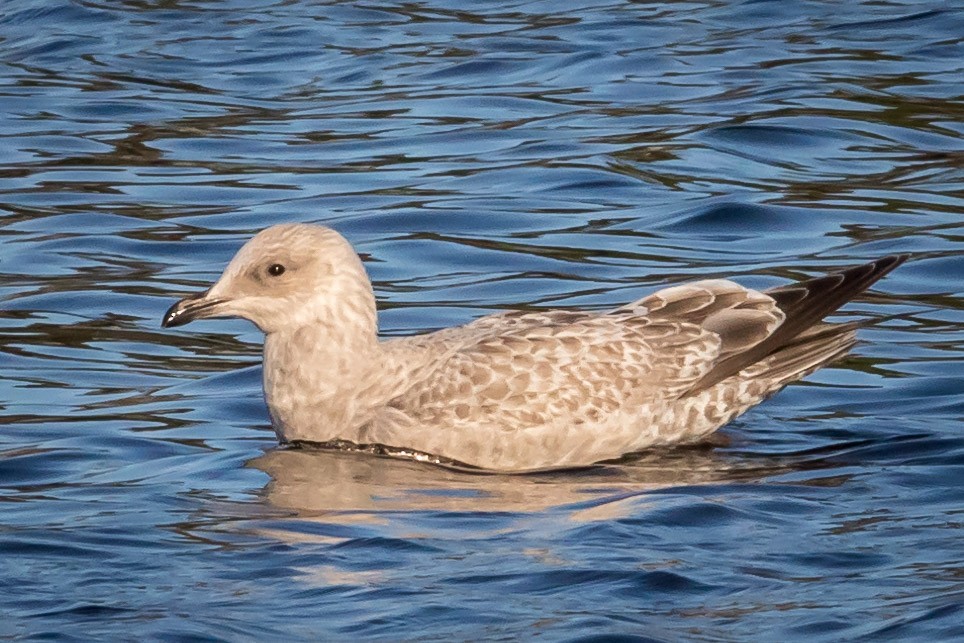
[877,253,910,271]
[691,253,909,393]
[859,253,910,285]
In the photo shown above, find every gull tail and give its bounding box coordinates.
[740,322,858,392]
[690,254,908,393]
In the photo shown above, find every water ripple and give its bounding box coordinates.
[0,0,961,639]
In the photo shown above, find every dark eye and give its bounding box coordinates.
[267,263,286,277]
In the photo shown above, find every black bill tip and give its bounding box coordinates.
[162,299,189,328]
[161,291,218,328]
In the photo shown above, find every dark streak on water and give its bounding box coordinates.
[1,0,962,640]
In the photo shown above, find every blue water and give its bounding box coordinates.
[1,0,962,639]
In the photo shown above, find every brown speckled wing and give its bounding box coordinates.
[383,257,906,450]
[390,312,718,432]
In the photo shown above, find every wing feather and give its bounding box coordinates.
[688,254,907,391]
[389,313,719,432]
[383,255,907,439]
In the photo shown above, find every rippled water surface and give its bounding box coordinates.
[2,0,962,639]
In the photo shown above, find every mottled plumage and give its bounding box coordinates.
[163,224,906,471]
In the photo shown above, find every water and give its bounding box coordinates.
[1,0,962,639]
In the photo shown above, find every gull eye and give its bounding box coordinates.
[267,263,286,277]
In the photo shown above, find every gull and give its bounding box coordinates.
[162,224,906,472]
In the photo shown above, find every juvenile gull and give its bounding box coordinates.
[162,224,906,472]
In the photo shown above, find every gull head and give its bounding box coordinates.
[162,224,376,335]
